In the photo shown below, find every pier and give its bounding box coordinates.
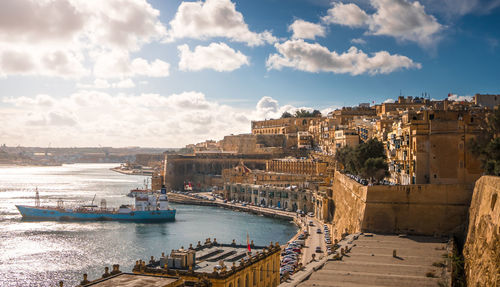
[167,192,296,220]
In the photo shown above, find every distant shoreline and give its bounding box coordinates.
[109,167,152,176]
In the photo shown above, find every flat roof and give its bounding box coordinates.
[194,245,264,273]
[83,273,181,287]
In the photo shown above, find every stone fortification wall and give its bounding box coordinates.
[363,183,473,236]
[330,171,367,239]
[463,176,499,287]
[330,171,473,239]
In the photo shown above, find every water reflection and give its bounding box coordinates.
[0,164,297,286]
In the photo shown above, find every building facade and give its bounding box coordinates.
[225,183,314,212]
[133,238,281,287]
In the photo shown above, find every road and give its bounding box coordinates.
[194,191,297,219]
[300,216,327,265]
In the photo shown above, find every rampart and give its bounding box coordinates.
[463,175,499,287]
[163,153,273,191]
[330,171,474,239]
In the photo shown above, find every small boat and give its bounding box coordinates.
[16,188,176,222]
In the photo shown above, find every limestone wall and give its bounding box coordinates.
[330,172,367,239]
[363,183,473,235]
[463,176,500,287]
[329,172,473,239]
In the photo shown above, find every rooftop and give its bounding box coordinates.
[137,239,281,279]
[82,273,181,287]
[193,244,261,273]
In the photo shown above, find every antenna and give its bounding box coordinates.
[35,187,40,207]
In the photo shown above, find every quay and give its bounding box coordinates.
[110,167,153,176]
[167,192,296,221]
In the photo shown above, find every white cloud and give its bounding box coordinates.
[0,48,88,78]
[288,19,326,40]
[323,0,442,46]
[166,0,276,46]
[92,51,170,78]
[115,79,136,89]
[1,92,316,147]
[77,78,136,89]
[266,39,421,75]
[447,94,473,102]
[383,98,395,103]
[322,2,370,28]
[178,42,249,72]
[351,38,367,45]
[0,0,169,78]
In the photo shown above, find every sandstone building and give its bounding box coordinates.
[133,238,281,287]
[225,182,314,212]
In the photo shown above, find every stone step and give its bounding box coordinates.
[322,260,442,277]
[298,269,442,287]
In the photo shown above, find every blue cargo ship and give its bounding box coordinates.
[16,188,176,222]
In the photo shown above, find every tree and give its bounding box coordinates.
[353,138,386,172]
[362,157,389,182]
[334,138,389,182]
[312,110,322,117]
[335,145,354,172]
[470,109,500,176]
[281,111,293,118]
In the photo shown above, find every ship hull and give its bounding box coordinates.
[15,205,176,222]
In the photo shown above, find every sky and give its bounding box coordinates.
[0,0,499,148]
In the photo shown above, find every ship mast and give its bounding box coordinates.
[35,187,40,207]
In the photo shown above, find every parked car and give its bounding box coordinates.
[316,228,322,234]
[315,246,322,253]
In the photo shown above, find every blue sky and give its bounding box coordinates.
[0,0,499,147]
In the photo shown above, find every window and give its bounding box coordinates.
[267,263,269,277]
[260,266,263,281]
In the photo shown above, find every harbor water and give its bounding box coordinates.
[0,163,298,287]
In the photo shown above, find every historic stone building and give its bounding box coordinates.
[386,109,484,185]
[266,158,327,177]
[133,238,281,287]
[218,134,295,154]
[225,183,314,212]
[374,96,428,117]
[330,106,376,125]
[473,93,500,109]
[162,153,273,191]
[251,117,321,135]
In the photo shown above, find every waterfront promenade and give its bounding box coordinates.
[167,192,296,220]
[166,191,334,285]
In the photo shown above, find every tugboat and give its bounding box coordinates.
[16,188,175,222]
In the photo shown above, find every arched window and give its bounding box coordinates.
[237,278,241,287]
[260,266,263,281]
[253,270,257,286]
[245,274,249,287]
[229,284,233,287]
[267,263,270,277]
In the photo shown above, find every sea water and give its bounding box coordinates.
[0,163,297,286]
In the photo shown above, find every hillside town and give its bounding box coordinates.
[90,93,498,287]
